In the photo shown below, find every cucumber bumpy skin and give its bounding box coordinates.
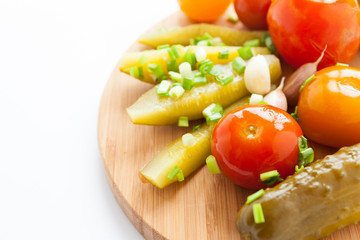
[237,143,360,240]
[140,96,249,189]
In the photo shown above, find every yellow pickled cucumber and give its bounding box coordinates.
[127,55,281,125]
[140,96,250,189]
[138,24,266,47]
[120,46,270,84]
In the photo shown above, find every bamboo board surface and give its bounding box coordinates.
[97,10,360,240]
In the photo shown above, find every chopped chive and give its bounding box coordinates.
[295,165,304,172]
[138,55,147,65]
[259,170,283,187]
[167,165,180,180]
[168,46,181,60]
[182,133,195,147]
[336,62,349,67]
[176,171,184,182]
[193,125,201,131]
[157,44,170,50]
[299,74,315,92]
[238,46,253,60]
[168,71,182,82]
[218,50,229,60]
[183,77,194,91]
[167,60,179,72]
[148,63,166,81]
[199,59,214,75]
[291,106,299,122]
[262,33,277,54]
[178,116,189,127]
[244,39,260,47]
[253,203,265,224]
[246,189,265,204]
[216,73,233,86]
[194,73,207,85]
[169,85,185,98]
[206,155,222,174]
[232,57,247,74]
[126,66,140,79]
[156,80,172,97]
[195,47,207,62]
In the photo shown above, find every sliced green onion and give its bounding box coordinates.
[259,170,283,187]
[148,63,166,81]
[297,136,315,166]
[169,71,182,83]
[202,33,213,40]
[295,165,304,172]
[216,73,233,86]
[168,45,181,60]
[209,68,222,77]
[183,77,194,91]
[197,40,210,46]
[157,44,170,50]
[138,54,147,65]
[172,82,183,87]
[244,39,260,47]
[167,165,180,180]
[253,203,265,224]
[291,106,299,122]
[336,62,349,67]
[206,155,222,174]
[193,125,201,131]
[179,62,192,78]
[195,47,207,62]
[156,80,172,97]
[246,189,265,204]
[299,74,315,92]
[167,60,179,73]
[249,94,264,105]
[138,67,144,79]
[202,103,224,124]
[181,47,197,69]
[126,66,139,79]
[182,133,195,147]
[262,33,277,54]
[169,85,185,98]
[298,136,308,151]
[218,50,229,60]
[199,59,214,75]
[238,46,253,60]
[232,57,246,74]
[227,12,239,23]
[178,116,189,127]
[176,171,184,182]
[194,73,207,85]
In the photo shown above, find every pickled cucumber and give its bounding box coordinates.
[120,46,270,84]
[237,143,360,240]
[127,55,281,125]
[140,97,249,189]
[138,24,266,47]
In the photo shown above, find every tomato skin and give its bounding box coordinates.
[298,66,360,149]
[211,105,303,189]
[177,0,232,23]
[234,0,271,30]
[267,0,360,69]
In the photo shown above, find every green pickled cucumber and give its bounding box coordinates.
[138,24,266,47]
[120,46,270,84]
[140,96,250,189]
[237,143,360,240]
[127,55,281,125]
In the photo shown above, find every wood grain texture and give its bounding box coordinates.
[98,10,360,240]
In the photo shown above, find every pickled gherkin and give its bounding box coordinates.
[127,55,281,125]
[120,46,270,84]
[140,97,249,189]
[138,24,266,47]
[237,143,360,240]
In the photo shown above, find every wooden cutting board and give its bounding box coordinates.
[97,10,360,240]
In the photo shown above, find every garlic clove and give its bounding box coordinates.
[244,55,271,95]
[264,77,288,111]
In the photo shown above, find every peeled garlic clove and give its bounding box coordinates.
[244,55,271,95]
[264,77,288,111]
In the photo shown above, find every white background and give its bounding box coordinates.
[0,0,178,239]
